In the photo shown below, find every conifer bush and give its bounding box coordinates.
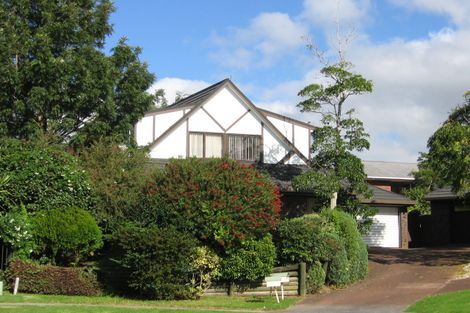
[32,207,103,266]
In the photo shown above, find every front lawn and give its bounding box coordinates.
[0,293,299,311]
[406,290,470,313]
[0,305,246,313]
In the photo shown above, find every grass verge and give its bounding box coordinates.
[0,293,299,311]
[0,304,254,313]
[406,290,470,313]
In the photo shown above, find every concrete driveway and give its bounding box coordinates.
[284,246,470,313]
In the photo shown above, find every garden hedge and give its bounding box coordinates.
[6,259,102,296]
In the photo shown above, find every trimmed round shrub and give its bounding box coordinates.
[276,214,325,264]
[112,224,198,300]
[307,261,326,293]
[321,209,369,285]
[276,214,341,265]
[6,259,102,296]
[141,158,281,252]
[221,235,276,284]
[0,139,93,212]
[32,207,103,266]
[276,210,368,289]
[326,246,350,285]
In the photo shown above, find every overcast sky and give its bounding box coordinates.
[107,0,470,163]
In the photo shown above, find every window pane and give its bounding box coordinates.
[189,133,203,157]
[205,134,222,158]
[229,135,260,161]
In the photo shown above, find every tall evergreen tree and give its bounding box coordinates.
[0,0,155,145]
[294,60,375,233]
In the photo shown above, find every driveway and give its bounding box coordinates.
[284,246,470,313]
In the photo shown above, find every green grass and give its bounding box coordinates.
[0,293,299,311]
[406,290,470,313]
[0,305,248,313]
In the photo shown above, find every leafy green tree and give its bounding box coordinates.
[0,138,94,213]
[76,139,152,232]
[295,60,375,232]
[419,92,470,196]
[154,89,168,108]
[0,0,155,145]
[403,162,435,215]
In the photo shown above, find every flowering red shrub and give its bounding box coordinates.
[140,158,281,252]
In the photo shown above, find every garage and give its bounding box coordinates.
[361,185,414,249]
[408,188,470,247]
[363,207,400,248]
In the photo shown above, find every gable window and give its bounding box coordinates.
[228,134,261,161]
[189,133,222,158]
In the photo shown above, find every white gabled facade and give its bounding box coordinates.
[135,79,314,164]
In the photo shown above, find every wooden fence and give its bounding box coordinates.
[205,263,306,296]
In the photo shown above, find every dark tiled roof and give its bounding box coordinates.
[363,160,417,180]
[425,187,458,200]
[147,78,229,113]
[258,164,414,206]
[257,163,310,192]
[362,184,414,205]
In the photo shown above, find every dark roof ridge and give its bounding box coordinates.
[167,78,230,108]
[146,78,230,114]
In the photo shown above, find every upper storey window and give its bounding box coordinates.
[228,134,261,162]
[189,133,222,158]
[189,132,261,161]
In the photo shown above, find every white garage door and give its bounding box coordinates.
[363,207,400,248]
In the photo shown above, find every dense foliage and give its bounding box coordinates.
[276,210,367,290]
[0,205,34,259]
[306,261,326,293]
[322,209,368,285]
[0,0,155,145]
[77,140,152,231]
[6,259,102,296]
[420,92,470,196]
[112,224,198,300]
[404,164,435,215]
[221,235,276,284]
[107,158,282,299]
[140,158,282,252]
[32,207,103,266]
[406,92,470,211]
[0,138,94,212]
